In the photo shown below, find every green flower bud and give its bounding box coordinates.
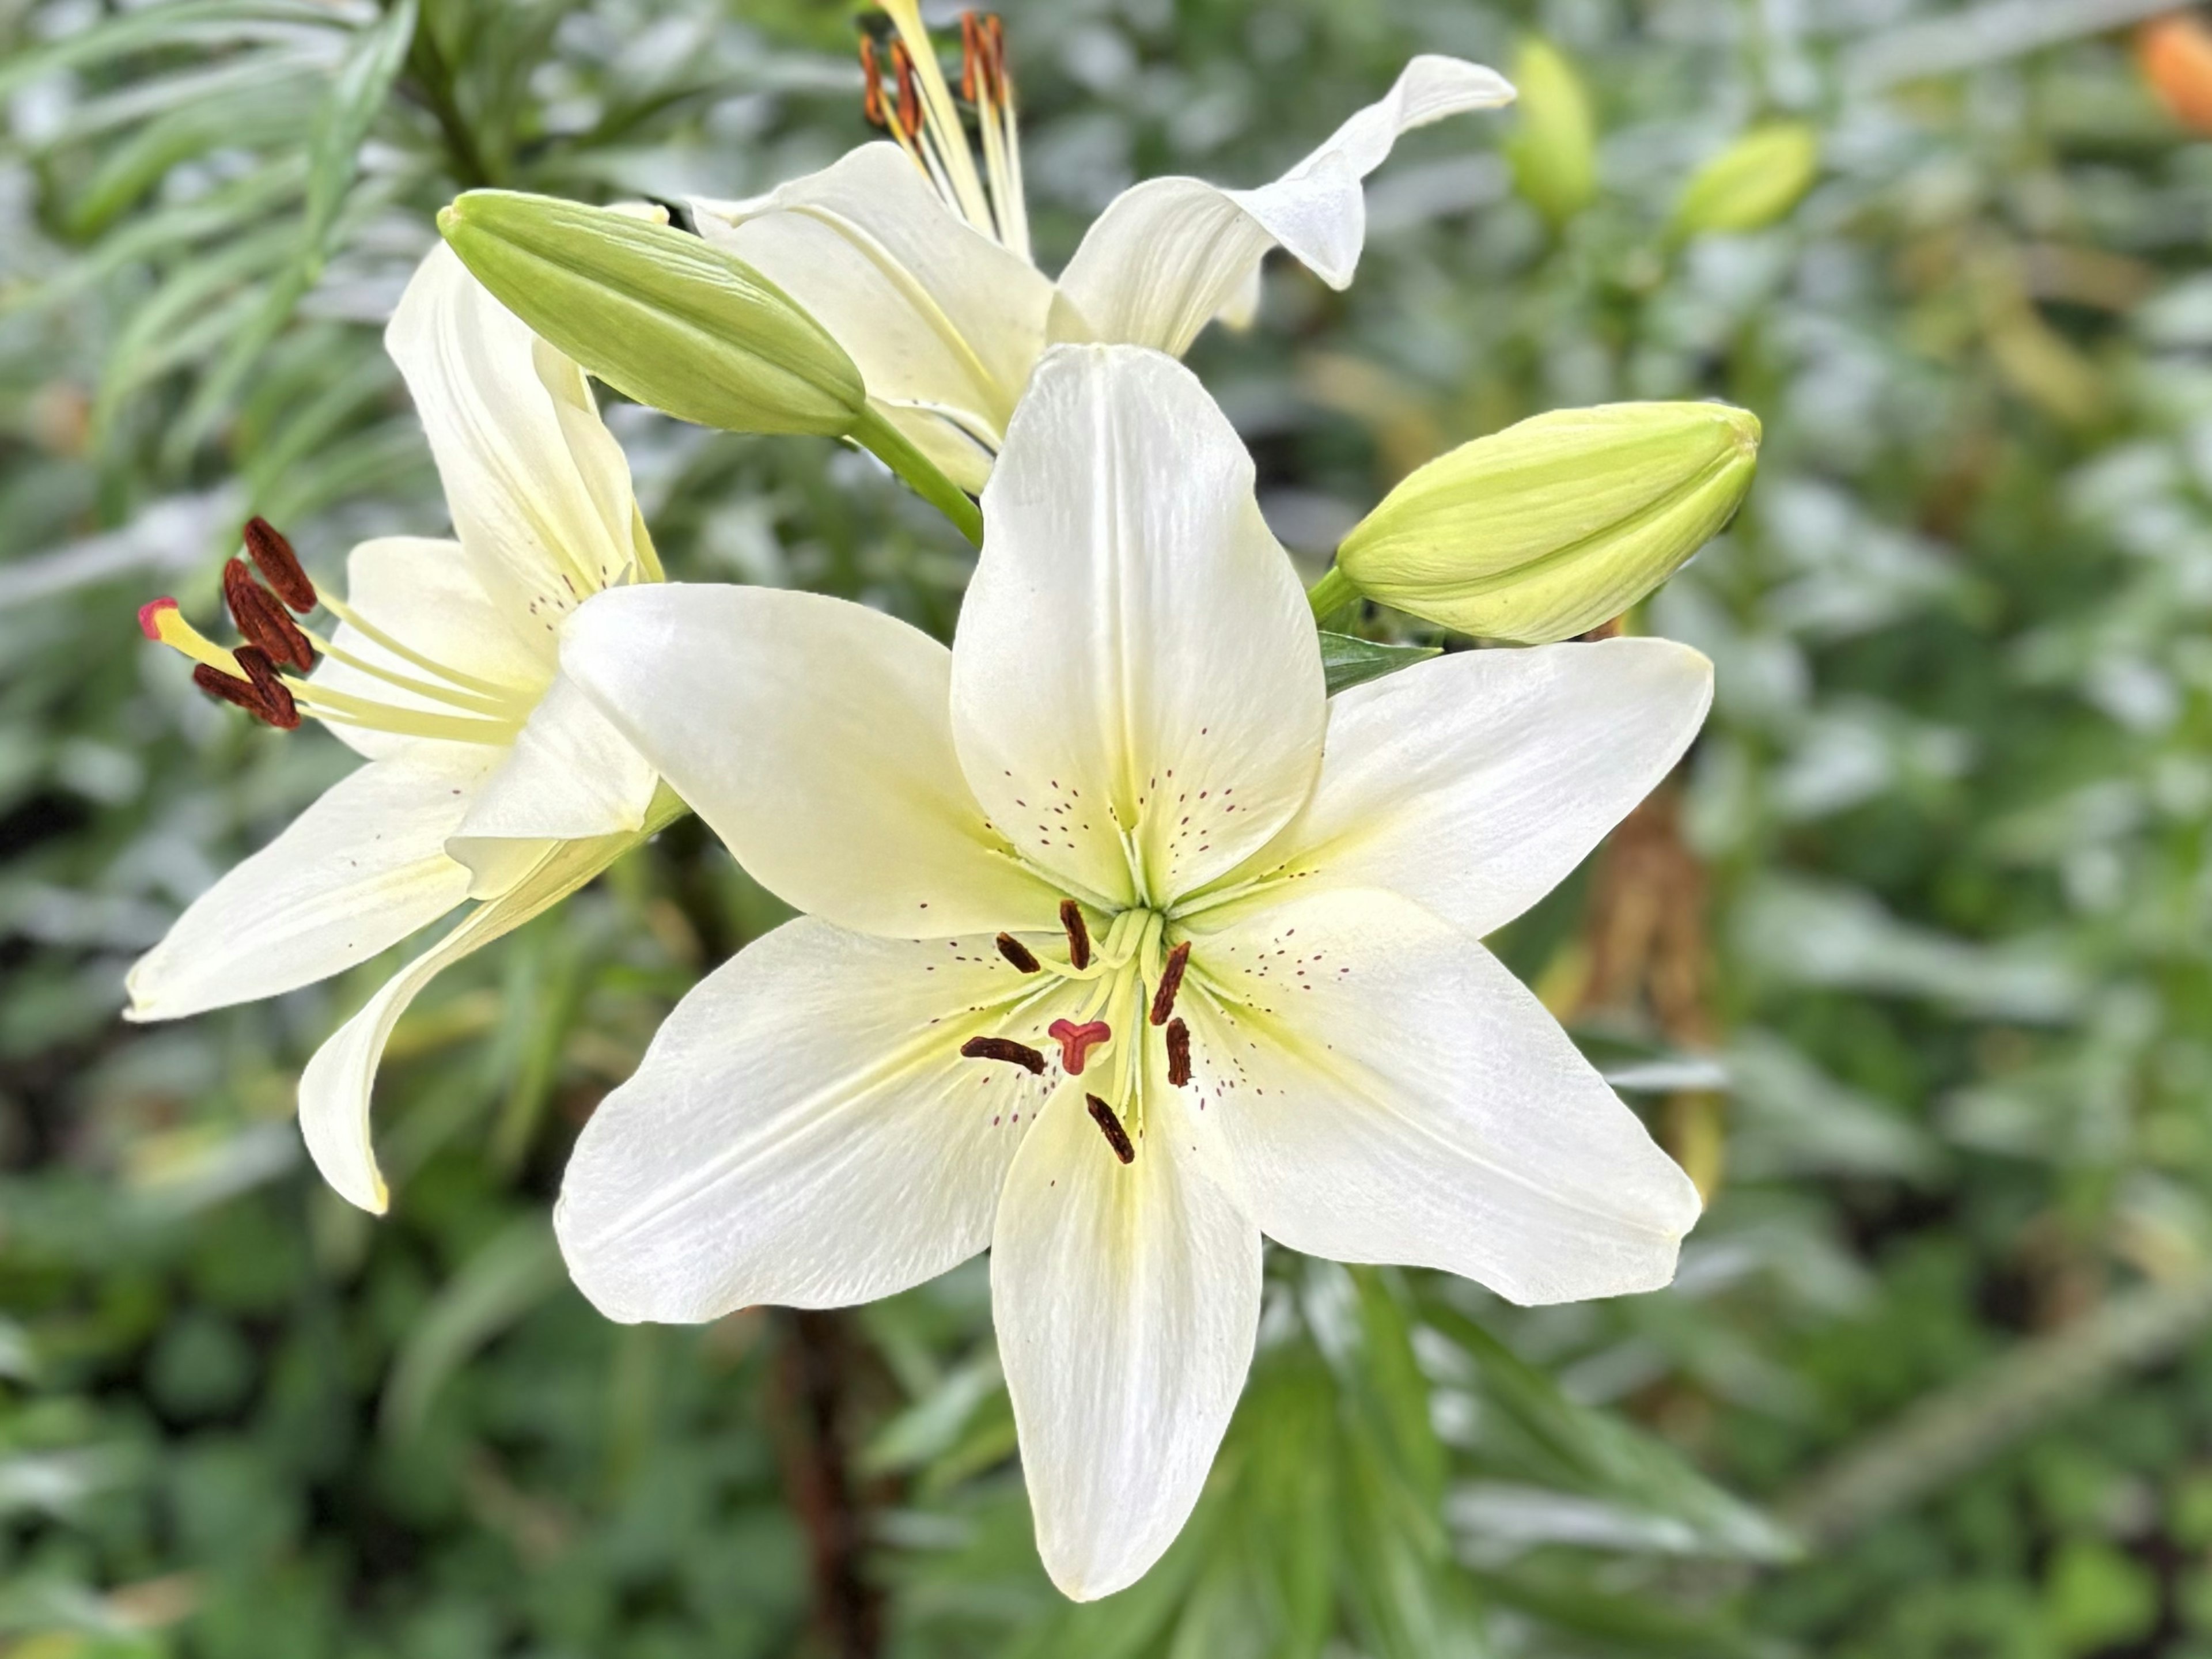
[1333,402,1761,644]
[1506,39,1598,227]
[1672,123,1820,238]
[438,190,865,437]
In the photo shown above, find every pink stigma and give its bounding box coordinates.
[138,597,179,639]
[1048,1018,1111,1075]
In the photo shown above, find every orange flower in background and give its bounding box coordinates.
[2139,12,2212,135]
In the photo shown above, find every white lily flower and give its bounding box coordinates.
[553,343,1710,1600]
[691,2,1513,491]
[127,244,673,1214]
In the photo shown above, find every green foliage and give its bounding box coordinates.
[7,0,2212,1655]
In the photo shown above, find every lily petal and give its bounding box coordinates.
[1179,887,1702,1305]
[1217,639,1712,939]
[991,1085,1262,1600]
[558,918,1060,1321]
[561,583,1061,937]
[953,346,1325,910]
[1056,56,1513,354]
[124,745,494,1023]
[697,144,1057,493]
[385,243,651,625]
[298,827,635,1213]
[448,668,658,897]
[313,536,551,761]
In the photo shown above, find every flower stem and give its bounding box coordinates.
[850,406,984,547]
[1306,563,1359,624]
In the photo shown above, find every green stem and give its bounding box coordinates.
[1306,563,1360,624]
[850,407,983,547]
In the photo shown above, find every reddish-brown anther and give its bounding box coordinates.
[222,558,314,671]
[995,932,1041,973]
[1048,1018,1111,1075]
[1085,1094,1135,1165]
[193,645,300,730]
[1149,940,1190,1026]
[1165,1017,1191,1088]
[242,517,316,612]
[859,35,885,127]
[1059,899,1090,969]
[960,1035,1046,1074]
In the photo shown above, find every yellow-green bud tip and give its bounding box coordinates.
[438,188,864,438]
[1335,400,1760,645]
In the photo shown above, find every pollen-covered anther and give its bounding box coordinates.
[1059,899,1090,969]
[1149,940,1190,1026]
[1085,1093,1135,1165]
[995,932,1041,973]
[194,645,300,730]
[242,517,317,612]
[960,1035,1045,1074]
[889,39,923,141]
[1165,1017,1191,1088]
[859,35,887,128]
[222,558,314,672]
[1048,1018,1111,1075]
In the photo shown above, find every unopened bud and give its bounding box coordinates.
[1672,123,1819,238]
[438,191,866,437]
[1506,39,1597,227]
[1333,402,1760,644]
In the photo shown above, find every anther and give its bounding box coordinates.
[193,645,300,730]
[1149,940,1190,1026]
[222,558,313,671]
[859,36,885,127]
[242,517,316,612]
[1085,1094,1135,1165]
[1048,1018,1111,1075]
[995,932,1041,974]
[960,11,980,101]
[890,39,922,140]
[961,1035,1045,1074]
[1059,899,1090,969]
[1165,1017,1191,1088]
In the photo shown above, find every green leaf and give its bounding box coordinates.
[379,1217,565,1441]
[1318,631,1439,696]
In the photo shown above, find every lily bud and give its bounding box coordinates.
[438,190,865,437]
[1333,402,1760,644]
[1506,39,1597,227]
[1672,123,1820,238]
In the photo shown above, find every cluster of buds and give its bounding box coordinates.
[138,519,320,728]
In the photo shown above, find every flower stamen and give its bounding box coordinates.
[1060,898,1091,969]
[1165,1017,1191,1087]
[1149,940,1190,1026]
[961,1035,1046,1073]
[995,931,1042,972]
[223,558,315,671]
[1085,1093,1136,1164]
[243,516,317,612]
[194,645,301,729]
[1048,1018,1111,1074]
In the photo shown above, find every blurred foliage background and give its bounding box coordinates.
[7,0,2212,1653]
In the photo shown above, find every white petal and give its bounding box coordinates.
[991,1086,1261,1600]
[1216,639,1712,939]
[1056,56,1513,354]
[952,346,1325,910]
[124,747,494,1022]
[559,919,1062,1321]
[298,830,627,1213]
[561,583,1062,937]
[447,669,658,896]
[385,243,652,625]
[313,536,551,761]
[698,143,1056,489]
[1178,887,1701,1305]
